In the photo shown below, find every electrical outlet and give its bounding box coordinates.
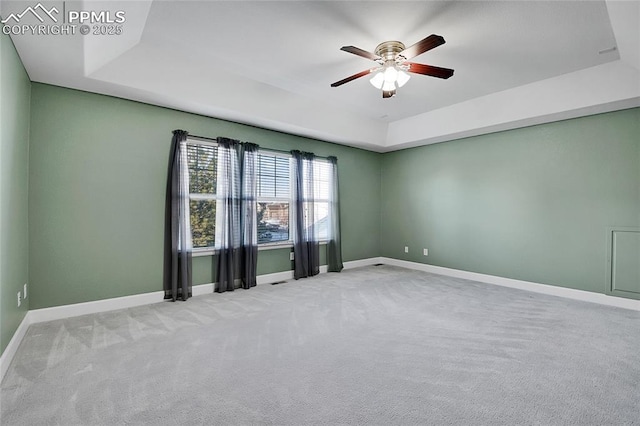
[289,252,295,261]
[404,246,409,253]
[17,291,21,307]
[23,283,28,299]
[423,248,428,256]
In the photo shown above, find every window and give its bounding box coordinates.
[308,159,331,241]
[185,140,334,250]
[256,153,291,245]
[186,141,218,249]
[255,153,332,245]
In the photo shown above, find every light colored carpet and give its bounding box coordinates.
[1,265,639,425]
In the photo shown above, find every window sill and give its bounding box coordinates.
[191,241,327,257]
[262,240,327,249]
[192,248,216,257]
[259,242,293,251]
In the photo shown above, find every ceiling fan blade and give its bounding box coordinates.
[330,69,376,87]
[398,34,445,60]
[340,46,381,62]
[382,89,396,98]
[406,62,454,79]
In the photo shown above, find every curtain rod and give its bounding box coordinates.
[187,134,331,160]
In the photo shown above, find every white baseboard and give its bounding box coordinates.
[192,283,214,297]
[344,257,384,269]
[249,258,383,285]
[0,312,32,382]
[28,290,167,324]
[256,270,295,285]
[380,257,640,311]
[26,257,382,325]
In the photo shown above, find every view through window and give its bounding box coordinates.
[308,160,331,241]
[256,153,291,244]
[187,142,217,249]
[185,140,332,249]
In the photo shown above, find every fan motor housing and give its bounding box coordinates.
[374,41,406,63]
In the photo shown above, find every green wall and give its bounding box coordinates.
[0,32,31,354]
[381,108,640,294]
[29,83,381,309]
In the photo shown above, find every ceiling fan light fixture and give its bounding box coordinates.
[382,80,396,92]
[383,66,398,83]
[370,72,384,89]
[371,65,405,91]
[396,70,411,88]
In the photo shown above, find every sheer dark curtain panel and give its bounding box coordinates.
[241,143,259,288]
[327,156,343,272]
[215,138,259,292]
[163,130,193,301]
[291,150,320,279]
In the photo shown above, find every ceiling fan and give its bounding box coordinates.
[331,34,454,98]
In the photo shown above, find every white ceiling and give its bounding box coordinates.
[3,0,640,152]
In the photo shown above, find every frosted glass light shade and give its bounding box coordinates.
[396,70,411,87]
[382,80,396,91]
[370,66,409,93]
[370,72,384,89]
[383,66,398,83]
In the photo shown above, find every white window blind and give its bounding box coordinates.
[256,153,291,244]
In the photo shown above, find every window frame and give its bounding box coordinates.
[186,138,220,255]
[256,151,294,248]
[307,157,332,242]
